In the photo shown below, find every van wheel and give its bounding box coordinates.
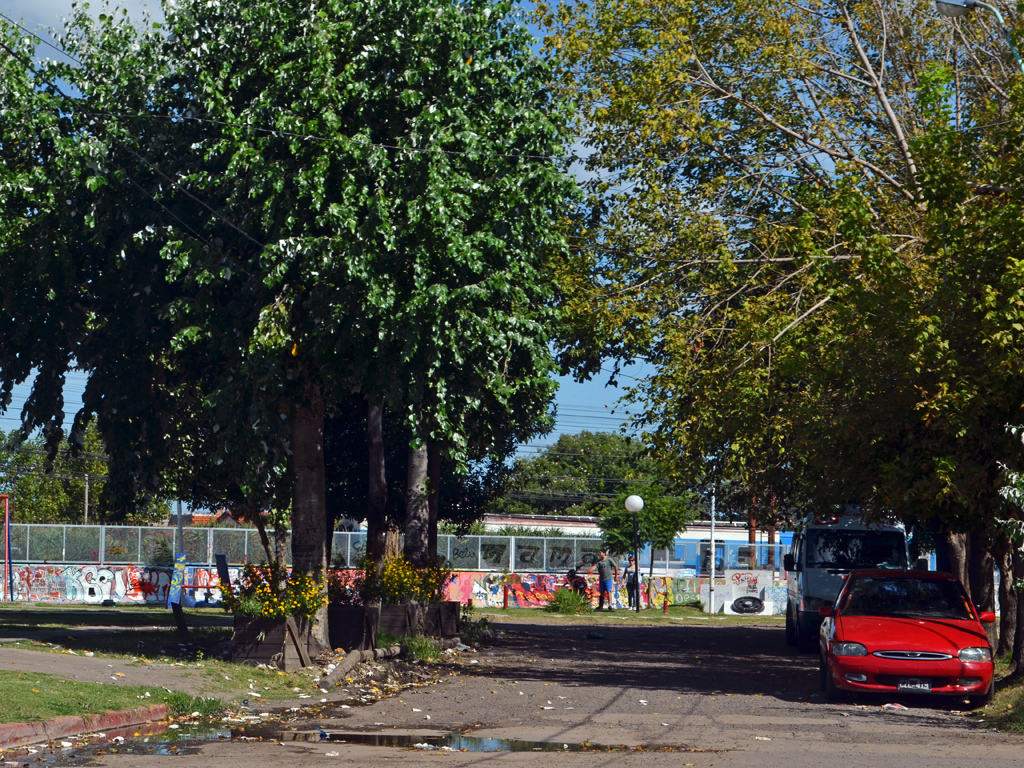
[796,617,817,653]
[785,606,796,647]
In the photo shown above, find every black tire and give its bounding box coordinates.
[785,606,797,647]
[823,655,845,703]
[732,596,765,614]
[968,681,994,709]
[796,616,817,653]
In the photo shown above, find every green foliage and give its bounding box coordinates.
[456,601,491,644]
[488,431,662,516]
[0,426,167,524]
[600,487,696,556]
[544,587,593,615]
[359,556,453,606]
[377,631,440,661]
[221,562,327,621]
[538,0,1024,534]
[438,520,488,536]
[0,0,576,540]
[163,691,224,717]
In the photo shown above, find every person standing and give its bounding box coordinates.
[624,554,639,608]
[588,550,619,610]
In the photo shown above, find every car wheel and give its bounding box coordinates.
[968,681,994,709]
[818,653,828,692]
[785,606,796,647]
[823,656,845,703]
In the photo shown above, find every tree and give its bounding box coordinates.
[1,0,574,649]
[0,425,167,525]
[600,486,696,586]
[487,431,663,516]
[539,0,1024,622]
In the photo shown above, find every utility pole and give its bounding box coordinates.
[84,473,89,525]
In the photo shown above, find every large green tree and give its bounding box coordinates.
[540,0,1024,581]
[0,0,574,650]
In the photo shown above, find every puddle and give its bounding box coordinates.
[280,730,686,752]
[1,723,691,765]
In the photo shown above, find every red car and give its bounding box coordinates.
[818,569,995,707]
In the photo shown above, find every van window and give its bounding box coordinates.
[806,530,906,570]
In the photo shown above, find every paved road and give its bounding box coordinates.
[54,619,1024,768]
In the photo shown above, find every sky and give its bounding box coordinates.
[0,0,651,450]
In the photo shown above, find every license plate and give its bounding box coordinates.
[898,678,931,692]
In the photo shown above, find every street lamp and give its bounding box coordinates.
[624,495,643,613]
[935,0,1024,74]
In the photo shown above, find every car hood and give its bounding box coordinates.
[836,615,990,653]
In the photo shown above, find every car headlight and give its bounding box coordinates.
[958,647,991,662]
[833,642,868,657]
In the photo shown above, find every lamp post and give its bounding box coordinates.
[935,0,1024,74]
[624,494,643,613]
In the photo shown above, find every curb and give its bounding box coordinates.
[0,705,168,750]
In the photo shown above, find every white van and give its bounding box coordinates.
[784,511,908,652]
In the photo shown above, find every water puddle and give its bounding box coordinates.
[279,730,689,752]
[2,723,695,765]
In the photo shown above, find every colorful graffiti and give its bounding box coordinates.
[0,564,236,605]
[0,563,786,613]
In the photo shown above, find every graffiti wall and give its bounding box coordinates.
[0,564,235,605]
[445,571,785,614]
[0,564,786,614]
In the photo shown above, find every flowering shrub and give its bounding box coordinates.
[222,561,326,621]
[359,555,453,605]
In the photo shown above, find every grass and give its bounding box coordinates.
[544,588,593,615]
[377,631,442,662]
[0,670,178,724]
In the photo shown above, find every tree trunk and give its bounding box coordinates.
[968,526,997,649]
[274,518,289,571]
[428,441,441,563]
[996,534,1016,658]
[947,531,969,588]
[1012,545,1024,678]
[404,435,430,568]
[290,380,329,656]
[366,398,388,566]
[385,523,402,559]
[767,524,776,571]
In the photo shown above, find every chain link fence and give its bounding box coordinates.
[3,523,789,573]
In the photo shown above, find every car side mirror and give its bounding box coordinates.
[783,553,795,572]
[978,611,996,624]
[818,605,834,618]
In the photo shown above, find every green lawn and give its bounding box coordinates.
[0,671,180,724]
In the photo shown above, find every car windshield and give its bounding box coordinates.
[805,530,907,569]
[841,577,974,620]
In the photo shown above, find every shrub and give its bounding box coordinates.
[545,587,593,615]
[221,561,326,621]
[457,601,491,644]
[360,555,453,606]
